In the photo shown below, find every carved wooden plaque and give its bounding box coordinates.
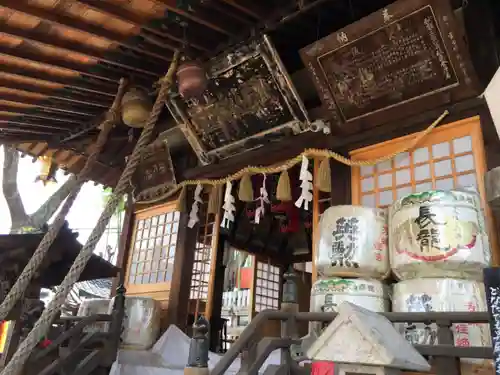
[300,0,478,131]
[132,141,176,199]
[167,36,310,164]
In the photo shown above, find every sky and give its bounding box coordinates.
[0,148,122,263]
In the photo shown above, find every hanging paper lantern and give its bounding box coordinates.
[177,60,207,99]
[121,86,151,128]
[35,152,57,186]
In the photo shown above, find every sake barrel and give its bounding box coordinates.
[316,205,389,278]
[109,296,161,350]
[77,298,111,333]
[309,278,388,334]
[390,190,491,280]
[393,278,491,368]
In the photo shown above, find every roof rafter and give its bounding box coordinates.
[0,120,67,131]
[0,97,99,117]
[0,24,165,78]
[75,0,211,52]
[0,44,117,84]
[1,1,172,63]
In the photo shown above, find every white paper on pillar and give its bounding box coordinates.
[484,67,500,138]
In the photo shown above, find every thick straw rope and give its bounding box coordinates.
[1,53,179,375]
[0,78,128,324]
[137,110,449,204]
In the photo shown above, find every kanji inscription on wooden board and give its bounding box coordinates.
[300,0,478,131]
[132,141,176,199]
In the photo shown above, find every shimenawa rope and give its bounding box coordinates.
[1,53,179,375]
[0,78,128,324]
[137,109,449,205]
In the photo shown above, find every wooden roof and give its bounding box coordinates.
[6,0,486,186]
[0,222,118,287]
[0,0,281,186]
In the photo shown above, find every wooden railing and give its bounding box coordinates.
[211,310,493,375]
[22,286,125,375]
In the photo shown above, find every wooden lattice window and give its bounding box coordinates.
[126,202,180,291]
[350,117,487,209]
[254,261,281,312]
[189,197,221,318]
[350,116,498,262]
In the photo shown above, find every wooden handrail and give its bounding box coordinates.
[210,310,492,375]
[30,314,112,361]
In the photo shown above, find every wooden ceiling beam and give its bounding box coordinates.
[0,83,111,110]
[157,0,234,36]
[219,0,265,19]
[1,1,172,63]
[0,102,97,120]
[0,44,117,84]
[206,2,254,26]
[74,0,211,52]
[0,93,101,115]
[0,107,84,125]
[1,135,52,144]
[0,126,60,135]
[0,24,165,78]
[0,62,118,98]
[0,119,67,131]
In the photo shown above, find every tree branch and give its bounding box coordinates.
[29,177,78,229]
[2,147,29,230]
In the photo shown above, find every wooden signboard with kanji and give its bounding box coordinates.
[132,141,176,199]
[300,0,479,132]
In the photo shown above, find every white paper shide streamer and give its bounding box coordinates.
[221,181,236,229]
[187,184,203,228]
[255,174,269,224]
[295,155,313,210]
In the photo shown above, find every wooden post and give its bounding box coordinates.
[168,187,197,330]
[111,193,134,295]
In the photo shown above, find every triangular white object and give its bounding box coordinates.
[306,302,430,372]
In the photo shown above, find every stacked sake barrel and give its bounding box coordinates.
[390,189,492,374]
[310,205,391,333]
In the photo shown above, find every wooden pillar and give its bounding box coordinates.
[167,188,197,330]
[208,235,226,352]
[329,156,351,206]
[111,193,134,295]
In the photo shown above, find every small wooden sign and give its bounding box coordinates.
[300,0,478,132]
[483,267,500,375]
[132,141,176,199]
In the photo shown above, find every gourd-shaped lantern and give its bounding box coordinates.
[177,57,208,99]
[35,151,57,186]
[121,86,152,128]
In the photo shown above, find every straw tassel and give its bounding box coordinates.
[175,185,187,212]
[316,158,331,193]
[276,170,292,202]
[208,185,222,214]
[238,174,254,202]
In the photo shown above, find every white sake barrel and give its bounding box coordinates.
[109,296,161,350]
[77,298,111,333]
[316,205,389,278]
[390,190,491,280]
[310,278,388,333]
[393,278,491,368]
